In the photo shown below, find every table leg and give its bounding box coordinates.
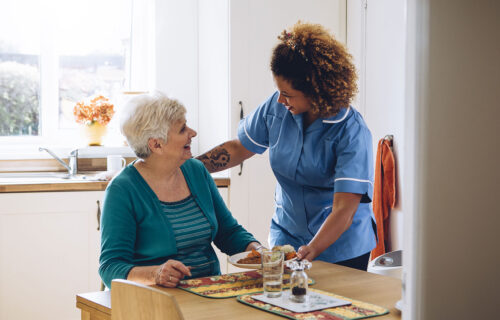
[81,309,91,320]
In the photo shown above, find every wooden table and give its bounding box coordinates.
[76,261,401,320]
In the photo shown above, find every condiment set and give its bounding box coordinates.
[286,259,312,303]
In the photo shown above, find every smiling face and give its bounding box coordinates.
[274,75,312,115]
[163,118,197,161]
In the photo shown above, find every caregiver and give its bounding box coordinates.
[197,22,376,270]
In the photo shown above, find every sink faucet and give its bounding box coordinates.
[39,147,78,176]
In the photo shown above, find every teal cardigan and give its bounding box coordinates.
[99,158,257,288]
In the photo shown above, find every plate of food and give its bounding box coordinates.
[228,245,298,269]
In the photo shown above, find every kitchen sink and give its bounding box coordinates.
[0,172,104,183]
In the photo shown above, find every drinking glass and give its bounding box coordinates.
[262,250,284,298]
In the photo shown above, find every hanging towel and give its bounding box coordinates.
[370,138,396,260]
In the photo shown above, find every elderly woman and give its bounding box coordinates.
[99,92,260,288]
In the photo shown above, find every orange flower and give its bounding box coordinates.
[73,95,115,126]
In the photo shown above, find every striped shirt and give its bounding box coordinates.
[160,195,215,278]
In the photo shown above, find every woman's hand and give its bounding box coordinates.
[245,241,264,252]
[297,244,319,261]
[154,260,192,287]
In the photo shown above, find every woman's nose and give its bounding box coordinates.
[277,93,285,105]
[190,128,197,137]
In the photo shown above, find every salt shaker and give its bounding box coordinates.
[286,259,312,303]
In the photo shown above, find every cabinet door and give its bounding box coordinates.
[212,187,230,274]
[212,186,256,274]
[0,191,104,320]
[229,0,347,248]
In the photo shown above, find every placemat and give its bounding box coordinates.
[177,270,315,299]
[237,288,389,319]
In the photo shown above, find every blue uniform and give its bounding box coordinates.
[237,92,376,263]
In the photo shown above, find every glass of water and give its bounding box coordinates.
[262,249,284,298]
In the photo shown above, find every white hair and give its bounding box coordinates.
[120,91,186,159]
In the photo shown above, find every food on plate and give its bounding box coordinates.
[272,244,298,261]
[236,245,297,264]
[236,249,261,264]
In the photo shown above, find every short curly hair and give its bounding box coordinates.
[270,21,357,117]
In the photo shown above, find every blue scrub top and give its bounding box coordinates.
[237,92,376,263]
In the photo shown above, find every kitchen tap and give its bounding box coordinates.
[39,147,78,176]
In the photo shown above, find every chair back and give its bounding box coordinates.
[111,279,184,320]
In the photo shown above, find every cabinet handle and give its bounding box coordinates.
[96,200,101,231]
[239,101,244,120]
[238,101,244,176]
[238,162,243,176]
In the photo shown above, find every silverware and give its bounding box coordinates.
[253,244,266,254]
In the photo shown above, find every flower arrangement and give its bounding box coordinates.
[73,95,115,126]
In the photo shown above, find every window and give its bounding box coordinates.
[0,0,151,149]
[0,0,42,137]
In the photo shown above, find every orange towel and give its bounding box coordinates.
[370,138,396,260]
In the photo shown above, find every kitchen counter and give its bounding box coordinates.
[0,157,230,193]
[0,175,230,193]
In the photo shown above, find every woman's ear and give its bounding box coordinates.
[148,138,163,154]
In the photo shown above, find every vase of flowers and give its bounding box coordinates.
[73,95,115,146]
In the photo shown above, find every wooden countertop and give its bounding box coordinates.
[0,157,229,193]
[0,177,230,193]
[76,261,402,320]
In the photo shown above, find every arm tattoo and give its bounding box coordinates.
[196,146,231,172]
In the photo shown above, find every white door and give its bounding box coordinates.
[228,0,347,249]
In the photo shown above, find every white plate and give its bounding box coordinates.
[227,251,261,269]
[227,252,298,269]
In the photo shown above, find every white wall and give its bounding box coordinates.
[348,0,406,252]
[364,0,406,251]
[154,0,231,156]
[198,0,229,155]
[155,0,200,154]
[346,0,365,114]
[405,0,500,319]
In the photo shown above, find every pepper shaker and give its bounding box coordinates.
[286,259,312,303]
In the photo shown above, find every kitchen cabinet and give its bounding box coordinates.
[0,191,104,320]
[0,186,231,319]
[211,187,231,274]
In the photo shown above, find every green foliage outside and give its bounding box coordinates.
[0,61,40,136]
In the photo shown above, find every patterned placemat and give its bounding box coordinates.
[237,288,389,319]
[177,270,315,299]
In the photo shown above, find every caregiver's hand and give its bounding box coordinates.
[297,244,319,262]
[154,259,191,288]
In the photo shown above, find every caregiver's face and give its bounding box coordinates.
[274,75,312,115]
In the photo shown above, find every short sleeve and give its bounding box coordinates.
[333,120,374,203]
[237,93,279,154]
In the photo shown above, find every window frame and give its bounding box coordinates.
[0,0,154,159]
